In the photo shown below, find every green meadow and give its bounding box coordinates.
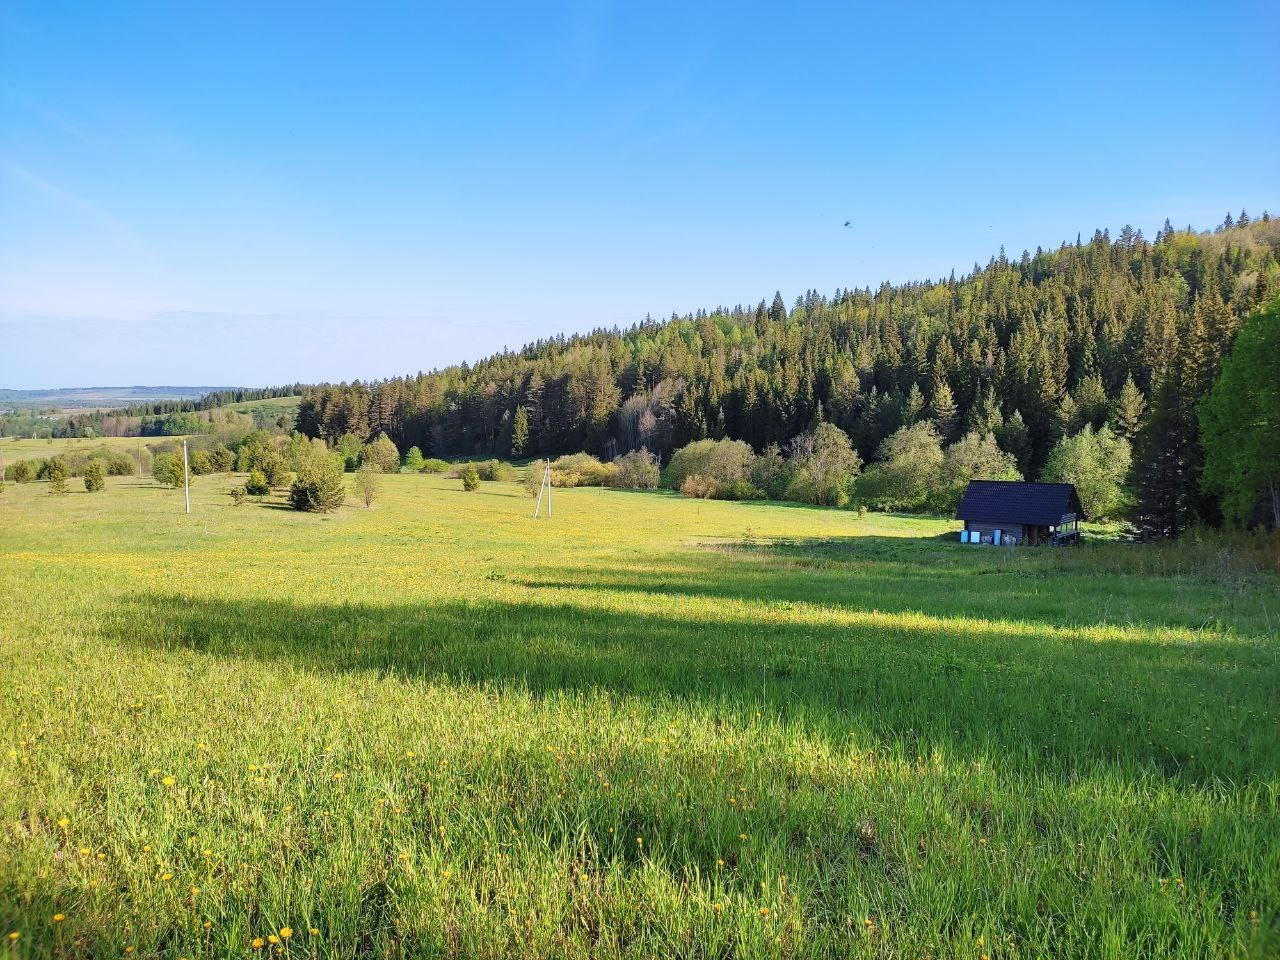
[1,473,1276,958]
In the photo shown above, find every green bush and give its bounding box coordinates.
[607,450,660,489]
[289,451,346,512]
[421,458,450,474]
[461,463,481,492]
[404,446,426,472]
[245,470,270,496]
[666,439,755,491]
[9,460,37,483]
[83,460,106,493]
[363,432,400,474]
[152,452,185,488]
[47,457,69,496]
[550,453,616,487]
[476,459,516,482]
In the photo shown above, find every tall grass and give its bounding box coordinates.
[0,474,1276,958]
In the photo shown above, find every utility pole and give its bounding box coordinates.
[182,439,191,514]
[533,463,553,518]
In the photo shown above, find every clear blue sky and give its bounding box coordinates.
[2,1,1277,389]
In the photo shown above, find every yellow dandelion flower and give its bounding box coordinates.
[190,886,200,895]
[440,869,453,879]
[142,845,151,853]
[333,772,344,780]
[53,914,65,923]
[267,935,279,945]
[57,817,70,828]
[309,928,319,936]
[864,918,873,928]
[759,907,769,917]
[161,872,173,881]
[279,927,292,940]
[162,776,176,786]
[8,932,19,941]
[712,903,722,912]
[739,833,748,841]
[202,849,212,857]
[978,838,988,845]
[203,921,212,931]
[251,937,265,949]
[78,847,90,857]
[125,948,134,955]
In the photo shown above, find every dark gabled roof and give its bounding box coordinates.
[955,480,1087,525]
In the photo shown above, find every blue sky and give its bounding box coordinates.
[2,1,1277,389]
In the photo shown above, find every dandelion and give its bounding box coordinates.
[161,872,173,881]
[267,935,280,945]
[864,918,874,928]
[440,869,453,879]
[203,921,212,931]
[53,914,65,923]
[978,837,988,845]
[8,932,19,941]
[739,833,748,841]
[162,776,176,786]
[202,849,212,857]
[251,937,265,948]
[57,817,69,828]
[142,845,151,853]
[309,928,319,936]
[333,772,344,780]
[279,927,292,940]
[125,948,134,954]
[759,907,769,917]
[78,847,90,857]
[190,886,200,895]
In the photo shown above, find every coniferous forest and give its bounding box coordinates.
[292,215,1279,536]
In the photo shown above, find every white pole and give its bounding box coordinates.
[546,464,551,518]
[182,439,191,514]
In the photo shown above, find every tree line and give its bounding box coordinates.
[291,215,1278,536]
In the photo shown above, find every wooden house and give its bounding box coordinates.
[955,480,1085,546]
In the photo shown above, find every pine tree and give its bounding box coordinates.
[995,410,1032,475]
[902,383,924,425]
[929,375,958,442]
[1132,371,1195,539]
[47,457,69,496]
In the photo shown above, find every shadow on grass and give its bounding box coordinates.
[104,576,1277,786]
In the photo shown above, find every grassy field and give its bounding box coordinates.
[0,435,162,463]
[1,474,1277,958]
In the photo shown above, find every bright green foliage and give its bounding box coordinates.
[511,405,529,457]
[421,458,450,474]
[1112,375,1146,439]
[784,422,861,506]
[855,422,944,511]
[665,439,755,493]
[46,457,70,496]
[335,432,365,471]
[1041,425,1132,520]
[245,470,270,496]
[1199,299,1280,528]
[9,459,36,483]
[151,452,185,488]
[461,463,481,491]
[363,432,401,474]
[288,448,346,512]
[937,431,1022,510]
[83,460,106,493]
[549,453,615,487]
[404,446,426,473]
[0,477,1276,959]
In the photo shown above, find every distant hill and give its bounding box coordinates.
[0,386,237,411]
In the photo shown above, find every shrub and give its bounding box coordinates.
[9,460,37,483]
[257,451,290,487]
[229,485,249,506]
[712,478,764,501]
[854,422,944,511]
[749,444,794,500]
[356,463,381,507]
[461,463,481,491]
[363,432,401,474]
[679,474,718,499]
[607,449,660,489]
[152,452,185,488]
[404,446,426,473]
[245,470,270,496]
[189,449,215,475]
[550,453,616,487]
[335,433,365,472]
[476,459,516,482]
[666,439,755,490]
[787,423,861,506]
[421,458,450,474]
[83,460,106,493]
[47,457,69,496]
[524,460,549,497]
[289,450,346,513]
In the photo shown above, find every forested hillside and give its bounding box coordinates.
[295,214,1279,534]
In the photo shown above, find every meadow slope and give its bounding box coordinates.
[0,474,1277,959]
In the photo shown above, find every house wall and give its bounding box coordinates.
[964,521,1026,545]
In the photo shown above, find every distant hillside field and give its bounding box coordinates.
[0,471,1275,958]
[0,434,162,462]
[0,386,232,411]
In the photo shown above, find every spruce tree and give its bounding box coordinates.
[929,376,958,442]
[1112,375,1146,439]
[47,457,69,496]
